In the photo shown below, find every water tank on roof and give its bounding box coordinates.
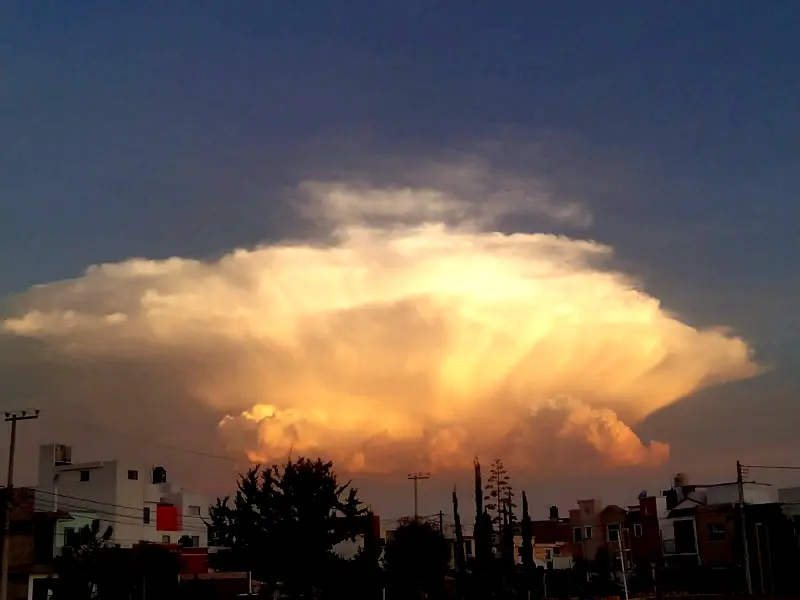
[153,466,167,484]
[54,444,72,466]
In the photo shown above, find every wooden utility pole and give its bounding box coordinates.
[0,410,40,600]
[407,472,430,520]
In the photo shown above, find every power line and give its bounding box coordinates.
[31,488,208,523]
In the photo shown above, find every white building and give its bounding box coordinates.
[34,443,210,551]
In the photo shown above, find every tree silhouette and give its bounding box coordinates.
[452,487,466,596]
[208,456,366,596]
[520,491,534,570]
[51,522,182,600]
[384,519,451,599]
[51,519,113,600]
[473,458,494,565]
[484,459,516,529]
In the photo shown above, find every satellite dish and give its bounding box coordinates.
[637,490,648,499]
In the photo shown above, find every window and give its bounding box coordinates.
[127,470,138,480]
[634,523,643,537]
[64,527,78,548]
[584,525,593,540]
[553,546,561,556]
[79,470,90,482]
[464,540,473,556]
[143,507,151,524]
[708,523,726,542]
[191,535,200,548]
[545,549,552,560]
[573,527,583,542]
[188,505,201,516]
[162,535,171,544]
[607,523,621,543]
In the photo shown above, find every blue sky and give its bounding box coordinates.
[2,1,800,503]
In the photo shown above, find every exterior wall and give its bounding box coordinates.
[705,483,777,506]
[569,499,604,560]
[600,505,631,570]
[625,497,664,565]
[36,443,209,549]
[778,486,800,504]
[0,488,65,600]
[693,505,737,567]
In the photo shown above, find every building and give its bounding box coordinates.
[0,487,70,600]
[624,494,667,567]
[569,498,603,562]
[34,443,209,551]
[659,473,777,568]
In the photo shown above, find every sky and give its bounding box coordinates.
[2,1,799,521]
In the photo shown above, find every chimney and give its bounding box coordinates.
[153,466,167,484]
[549,506,559,521]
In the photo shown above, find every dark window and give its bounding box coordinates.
[64,527,78,548]
[573,527,583,542]
[607,523,620,543]
[584,526,593,539]
[553,546,561,556]
[674,519,698,553]
[127,470,138,480]
[79,470,90,482]
[191,535,200,547]
[464,540,473,555]
[143,507,150,524]
[162,535,171,544]
[708,523,726,542]
[10,521,33,536]
[634,523,643,537]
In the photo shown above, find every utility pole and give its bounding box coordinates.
[407,472,430,520]
[438,510,444,535]
[737,460,753,594]
[0,410,40,600]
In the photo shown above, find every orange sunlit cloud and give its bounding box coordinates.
[1,167,761,473]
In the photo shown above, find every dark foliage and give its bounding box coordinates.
[50,520,180,600]
[483,459,516,529]
[473,459,494,565]
[383,520,451,599]
[520,491,533,570]
[208,456,366,596]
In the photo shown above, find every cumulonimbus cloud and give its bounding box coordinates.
[1,165,760,474]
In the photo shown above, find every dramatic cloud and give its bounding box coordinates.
[1,164,760,474]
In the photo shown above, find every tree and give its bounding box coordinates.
[178,534,194,548]
[473,458,494,565]
[452,487,466,597]
[484,459,516,529]
[51,519,113,600]
[208,456,366,596]
[520,491,533,570]
[383,519,451,599]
